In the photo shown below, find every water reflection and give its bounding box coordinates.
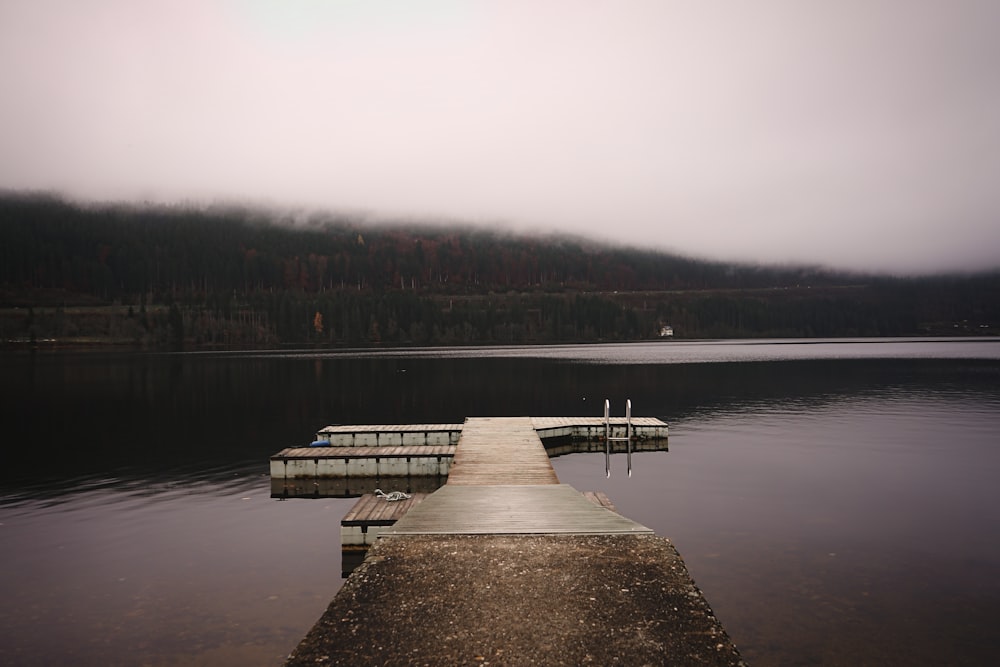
[2,342,999,666]
[551,388,1000,666]
[0,462,268,511]
[0,473,353,666]
[271,475,446,499]
[218,336,1000,364]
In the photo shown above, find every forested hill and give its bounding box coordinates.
[1,193,844,296]
[1,193,998,348]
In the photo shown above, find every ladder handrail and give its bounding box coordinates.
[604,398,634,477]
[604,399,611,477]
[627,398,632,476]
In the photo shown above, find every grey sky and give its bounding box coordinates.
[2,1,999,274]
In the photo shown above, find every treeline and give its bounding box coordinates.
[1,193,998,348]
[0,193,849,297]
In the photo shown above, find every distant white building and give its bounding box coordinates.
[659,325,674,338]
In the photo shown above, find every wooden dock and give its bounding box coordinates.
[342,489,619,547]
[448,416,559,485]
[287,415,743,666]
[320,416,649,540]
[381,483,650,535]
[381,417,649,535]
[312,418,666,448]
[581,490,617,512]
[341,492,428,548]
[270,415,668,489]
[339,486,624,576]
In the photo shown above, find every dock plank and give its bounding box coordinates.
[342,494,380,524]
[342,493,428,526]
[448,417,559,485]
[582,490,618,513]
[372,496,400,523]
[382,484,649,535]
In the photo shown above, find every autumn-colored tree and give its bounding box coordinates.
[313,311,323,335]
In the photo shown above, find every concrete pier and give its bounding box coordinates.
[284,417,743,666]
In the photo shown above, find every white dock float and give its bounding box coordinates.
[313,419,666,447]
[544,437,669,458]
[314,424,463,447]
[270,445,455,479]
[531,416,669,441]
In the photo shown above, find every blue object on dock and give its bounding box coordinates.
[309,439,332,447]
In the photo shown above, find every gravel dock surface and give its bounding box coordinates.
[286,534,745,666]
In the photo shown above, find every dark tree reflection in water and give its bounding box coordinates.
[1,339,999,666]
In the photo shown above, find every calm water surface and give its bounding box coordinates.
[2,338,999,666]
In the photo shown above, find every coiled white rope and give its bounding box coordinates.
[374,488,412,502]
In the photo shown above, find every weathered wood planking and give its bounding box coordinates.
[341,492,427,525]
[447,417,559,486]
[382,484,650,535]
[582,490,618,513]
[341,493,429,547]
[377,419,648,535]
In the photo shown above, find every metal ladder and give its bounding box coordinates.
[604,398,633,477]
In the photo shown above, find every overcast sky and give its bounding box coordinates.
[2,1,999,274]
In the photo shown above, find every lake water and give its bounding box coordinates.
[2,338,999,666]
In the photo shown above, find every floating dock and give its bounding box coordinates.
[270,415,669,494]
[341,492,429,548]
[270,445,455,479]
[285,416,743,666]
[340,491,429,577]
[311,418,667,448]
[314,423,463,447]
